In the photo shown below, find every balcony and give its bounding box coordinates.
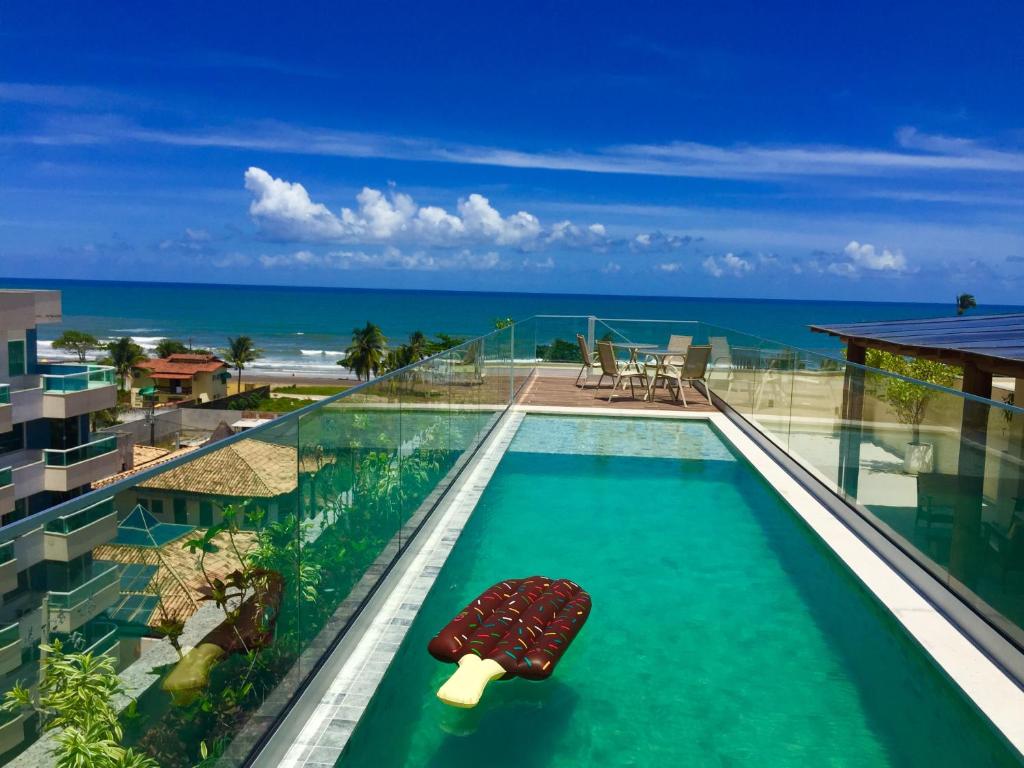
[0,622,22,676]
[46,562,120,633]
[0,384,10,434]
[39,364,117,420]
[43,435,119,492]
[43,497,117,562]
[0,542,15,595]
[0,466,11,516]
[47,618,118,659]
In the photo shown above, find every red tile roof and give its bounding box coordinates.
[137,353,228,378]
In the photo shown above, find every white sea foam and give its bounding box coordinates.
[299,349,346,356]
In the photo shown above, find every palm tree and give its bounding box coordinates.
[956,293,977,316]
[104,337,146,390]
[341,322,388,380]
[222,336,262,392]
[406,330,429,363]
[155,338,189,358]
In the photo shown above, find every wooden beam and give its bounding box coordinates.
[949,362,994,587]
[838,341,866,499]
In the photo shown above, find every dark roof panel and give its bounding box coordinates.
[810,313,1024,371]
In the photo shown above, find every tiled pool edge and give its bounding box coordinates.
[261,410,526,768]
[708,412,1024,758]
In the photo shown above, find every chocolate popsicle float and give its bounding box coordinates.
[428,576,591,708]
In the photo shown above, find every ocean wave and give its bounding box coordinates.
[299,349,346,356]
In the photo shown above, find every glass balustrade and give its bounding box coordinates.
[39,364,116,393]
[43,435,117,467]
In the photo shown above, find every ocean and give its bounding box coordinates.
[2,278,1018,377]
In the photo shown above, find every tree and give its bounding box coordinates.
[493,317,514,330]
[222,336,262,392]
[956,293,977,316]
[52,330,99,362]
[2,640,158,768]
[866,349,960,444]
[104,337,146,391]
[340,322,388,380]
[382,330,431,373]
[427,333,467,354]
[155,338,189,358]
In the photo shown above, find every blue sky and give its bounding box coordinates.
[1,2,1023,302]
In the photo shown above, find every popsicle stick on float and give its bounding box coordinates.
[428,576,591,708]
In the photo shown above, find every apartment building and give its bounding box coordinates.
[0,290,120,753]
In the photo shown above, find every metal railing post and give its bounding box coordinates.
[587,315,596,353]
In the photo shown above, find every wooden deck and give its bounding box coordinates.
[517,373,715,412]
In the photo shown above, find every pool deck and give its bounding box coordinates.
[518,372,715,411]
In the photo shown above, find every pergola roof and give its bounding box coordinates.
[810,313,1024,377]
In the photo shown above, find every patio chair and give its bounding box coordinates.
[709,336,733,389]
[575,334,600,387]
[666,334,692,366]
[661,345,711,406]
[596,341,647,402]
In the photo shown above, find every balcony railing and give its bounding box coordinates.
[46,563,120,611]
[0,542,13,566]
[0,623,17,649]
[43,435,117,467]
[44,497,114,535]
[0,384,9,405]
[0,467,10,488]
[39,364,116,394]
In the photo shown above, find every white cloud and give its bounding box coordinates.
[842,240,908,272]
[245,168,557,247]
[601,261,621,274]
[702,252,753,278]
[655,262,682,272]
[256,247,503,272]
[245,167,345,240]
[630,231,695,252]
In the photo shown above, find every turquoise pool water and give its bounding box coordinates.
[337,416,1022,767]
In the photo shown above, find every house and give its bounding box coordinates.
[130,353,230,407]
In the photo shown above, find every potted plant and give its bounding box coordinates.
[867,350,960,473]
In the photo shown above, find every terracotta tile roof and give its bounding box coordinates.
[92,445,199,489]
[94,527,257,627]
[137,438,297,498]
[137,353,228,378]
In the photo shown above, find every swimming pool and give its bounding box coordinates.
[335,415,1022,767]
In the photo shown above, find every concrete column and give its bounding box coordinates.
[838,341,866,499]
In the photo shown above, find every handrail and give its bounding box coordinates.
[45,497,115,535]
[46,563,119,609]
[43,435,118,467]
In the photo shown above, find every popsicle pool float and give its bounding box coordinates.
[428,576,591,708]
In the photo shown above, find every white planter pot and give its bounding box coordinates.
[904,441,934,474]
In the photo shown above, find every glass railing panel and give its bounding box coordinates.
[0,542,13,565]
[0,623,17,648]
[43,435,117,467]
[47,562,120,610]
[0,467,11,488]
[511,316,537,396]
[0,384,9,405]
[45,497,115,534]
[531,315,592,365]
[40,365,116,393]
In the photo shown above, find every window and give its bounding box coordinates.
[173,498,187,525]
[199,501,213,527]
[7,340,25,377]
[150,499,164,516]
